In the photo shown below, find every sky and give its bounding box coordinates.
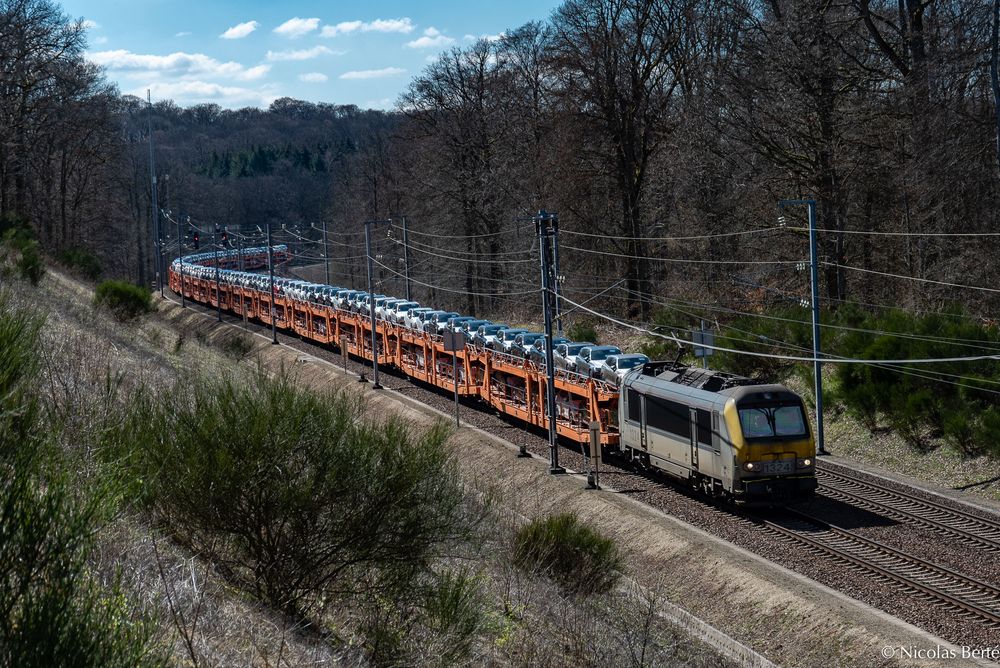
[61,0,562,110]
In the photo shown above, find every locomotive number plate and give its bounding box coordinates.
[759,460,794,475]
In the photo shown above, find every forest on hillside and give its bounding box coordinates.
[5,0,1000,325]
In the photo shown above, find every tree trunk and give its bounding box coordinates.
[991,0,1000,178]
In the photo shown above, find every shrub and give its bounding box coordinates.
[422,568,485,663]
[220,332,254,359]
[1,219,44,285]
[59,247,102,280]
[513,513,621,594]
[107,370,467,615]
[94,280,153,320]
[0,292,160,666]
[15,238,44,284]
[567,320,599,344]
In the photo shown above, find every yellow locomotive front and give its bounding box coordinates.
[721,385,818,503]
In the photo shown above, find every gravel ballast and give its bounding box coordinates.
[163,294,1000,663]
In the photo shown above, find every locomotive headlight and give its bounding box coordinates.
[797,458,813,468]
[743,462,755,471]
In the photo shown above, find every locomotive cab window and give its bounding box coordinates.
[738,404,807,439]
[696,408,711,445]
[627,389,642,423]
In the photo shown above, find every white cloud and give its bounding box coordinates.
[405,27,455,49]
[299,72,328,83]
[175,31,191,37]
[339,67,405,80]
[93,36,108,45]
[273,17,320,38]
[462,32,504,43]
[265,45,336,62]
[321,17,415,37]
[237,64,270,80]
[321,20,362,37]
[82,19,99,30]
[220,20,258,40]
[367,18,414,33]
[138,80,277,107]
[88,49,267,81]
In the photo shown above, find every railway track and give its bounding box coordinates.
[757,508,1000,629]
[166,291,1000,644]
[816,463,1000,552]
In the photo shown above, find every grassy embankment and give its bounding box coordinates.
[0,252,732,665]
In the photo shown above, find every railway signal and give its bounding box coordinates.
[587,420,602,489]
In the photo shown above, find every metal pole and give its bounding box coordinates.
[552,214,563,335]
[365,222,382,389]
[236,228,247,328]
[267,221,278,345]
[538,211,564,474]
[806,200,826,455]
[780,198,825,455]
[322,220,331,286]
[176,213,185,308]
[453,349,460,427]
[701,320,708,369]
[146,90,162,295]
[214,226,222,322]
[402,215,412,302]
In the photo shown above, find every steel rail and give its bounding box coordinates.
[816,464,1000,552]
[756,508,1000,628]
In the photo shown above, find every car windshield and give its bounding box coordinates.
[617,357,646,369]
[589,348,620,361]
[738,405,808,439]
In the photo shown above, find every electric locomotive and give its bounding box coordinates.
[619,362,817,504]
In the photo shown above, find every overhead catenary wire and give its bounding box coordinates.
[620,291,1000,390]
[391,232,536,258]
[386,237,538,265]
[371,258,539,300]
[613,285,1000,353]
[790,226,1000,238]
[823,262,1000,296]
[561,244,805,266]
[560,225,787,242]
[557,294,1000,365]
[389,220,533,240]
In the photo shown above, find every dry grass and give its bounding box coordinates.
[21,267,734,666]
[18,270,350,665]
